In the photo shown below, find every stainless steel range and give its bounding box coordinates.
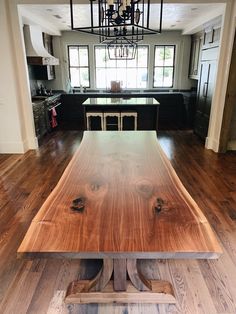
[32,93,62,142]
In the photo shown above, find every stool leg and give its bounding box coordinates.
[104,116,107,131]
[135,115,137,130]
[87,116,90,130]
[101,114,104,131]
[118,114,121,131]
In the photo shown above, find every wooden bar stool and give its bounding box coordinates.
[86,112,104,130]
[121,112,138,130]
[104,112,121,131]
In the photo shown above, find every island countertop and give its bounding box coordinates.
[82,97,160,106]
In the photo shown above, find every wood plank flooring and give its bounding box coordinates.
[0,130,236,314]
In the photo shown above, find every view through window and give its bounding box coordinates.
[95,45,149,89]
[153,45,175,88]
[68,45,90,87]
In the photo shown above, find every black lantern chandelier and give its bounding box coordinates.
[101,31,142,60]
[107,37,137,59]
[70,0,164,38]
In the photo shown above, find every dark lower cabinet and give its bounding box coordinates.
[155,94,186,130]
[60,94,87,130]
[60,93,190,131]
[194,58,217,139]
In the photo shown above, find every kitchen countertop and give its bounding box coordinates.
[68,91,183,97]
[83,97,160,106]
[32,91,64,104]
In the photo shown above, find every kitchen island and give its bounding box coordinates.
[60,91,189,130]
[83,97,160,131]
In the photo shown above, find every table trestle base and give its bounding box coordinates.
[65,259,176,304]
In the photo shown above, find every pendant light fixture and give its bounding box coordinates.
[107,37,137,60]
[70,0,164,38]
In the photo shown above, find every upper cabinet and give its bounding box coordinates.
[202,24,221,49]
[189,32,203,80]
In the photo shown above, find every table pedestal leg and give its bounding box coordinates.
[65,259,176,304]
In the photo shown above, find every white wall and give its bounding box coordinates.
[48,30,195,92]
[0,0,37,153]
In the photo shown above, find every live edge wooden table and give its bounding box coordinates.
[17,131,222,304]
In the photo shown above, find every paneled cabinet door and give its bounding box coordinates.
[203,26,221,49]
[194,60,217,140]
[197,62,210,112]
[204,60,217,117]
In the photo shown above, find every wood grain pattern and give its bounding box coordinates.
[127,259,151,291]
[17,131,221,259]
[1,130,236,312]
[66,259,113,295]
[113,259,127,291]
[65,281,176,304]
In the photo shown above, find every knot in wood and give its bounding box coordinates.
[71,197,85,212]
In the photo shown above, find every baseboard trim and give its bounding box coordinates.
[0,136,38,153]
[227,140,236,151]
[205,137,219,152]
[0,140,26,153]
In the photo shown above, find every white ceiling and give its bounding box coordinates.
[20,3,225,33]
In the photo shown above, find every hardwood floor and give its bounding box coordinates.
[0,130,236,314]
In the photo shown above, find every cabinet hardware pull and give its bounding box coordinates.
[203,82,208,98]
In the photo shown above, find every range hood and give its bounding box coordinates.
[24,25,59,66]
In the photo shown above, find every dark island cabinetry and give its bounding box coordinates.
[60,94,87,130]
[60,92,188,131]
[83,98,159,131]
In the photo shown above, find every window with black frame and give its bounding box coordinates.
[153,45,175,88]
[68,45,90,87]
[95,45,149,89]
